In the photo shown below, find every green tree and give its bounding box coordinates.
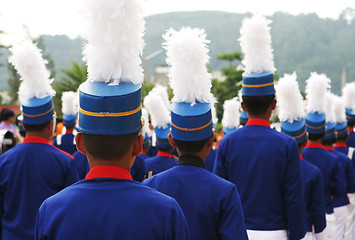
[53,61,87,117]
[212,52,243,122]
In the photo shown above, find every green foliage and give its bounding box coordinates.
[53,61,87,117]
[212,52,243,122]
[7,63,20,104]
[141,82,155,101]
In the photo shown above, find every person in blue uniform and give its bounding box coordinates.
[130,132,149,181]
[53,91,78,155]
[0,41,80,240]
[144,27,248,240]
[276,72,326,240]
[35,1,190,239]
[204,137,217,172]
[214,15,306,240]
[72,150,90,180]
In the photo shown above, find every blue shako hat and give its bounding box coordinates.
[63,114,77,128]
[17,115,25,133]
[242,72,275,96]
[346,109,355,124]
[21,96,54,125]
[61,91,78,128]
[155,124,172,149]
[171,102,213,142]
[142,133,150,149]
[336,122,348,138]
[281,119,307,144]
[78,81,142,135]
[305,112,326,135]
[323,122,336,141]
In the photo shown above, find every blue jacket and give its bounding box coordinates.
[35,165,190,240]
[145,152,178,176]
[213,119,306,240]
[0,136,79,240]
[346,130,355,148]
[300,155,326,233]
[302,143,347,213]
[334,143,349,155]
[204,149,216,172]
[130,153,147,182]
[72,151,90,180]
[144,155,248,240]
[53,132,77,155]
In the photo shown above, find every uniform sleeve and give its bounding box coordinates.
[219,185,248,240]
[65,158,80,187]
[331,157,347,197]
[284,141,306,240]
[213,139,227,179]
[166,198,190,240]
[35,201,46,240]
[345,159,355,193]
[311,170,326,233]
[131,157,146,182]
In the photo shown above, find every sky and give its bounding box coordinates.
[1,0,355,45]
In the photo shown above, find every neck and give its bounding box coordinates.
[247,114,270,121]
[308,139,322,144]
[4,120,12,125]
[26,131,51,141]
[336,140,347,144]
[87,156,133,172]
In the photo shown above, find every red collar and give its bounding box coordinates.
[334,143,347,148]
[323,145,334,151]
[299,154,304,160]
[245,118,270,127]
[349,127,354,133]
[85,165,132,180]
[157,151,172,158]
[141,151,146,155]
[304,143,325,149]
[23,136,49,144]
[65,130,73,134]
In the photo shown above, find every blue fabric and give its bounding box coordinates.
[72,151,90,180]
[334,146,348,155]
[145,156,178,176]
[302,147,347,214]
[0,142,79,240]
[300,159,326,233]
[131,154,147,182]
[323,122,336,141]
[63,114,77,128]
[223,127,237,135]
[281,119,307,144]
[35,179,190,240]
[331,150,355,194]
[346,109,355,123]
[242,72,275,96]
[305,112,326,135]
[240,110,248,126]
[147,142,158,157]
[347,132,355,148]
[53,133,77,155]
[171,102,213,142]
[78,81,142,135]
[143,163,248,240]
[22,96,54,125]
[204,149,216,172]
[213,125,306,240]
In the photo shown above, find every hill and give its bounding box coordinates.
[1,10,354,94]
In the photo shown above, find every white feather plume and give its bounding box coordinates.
[149,85,170,110]
[239,14,276,73]
[211,95,218,125]
[141,107,150,136]
[163,27,213,105]
[334,95,347,123]
[276,72,304,122]
[222,98,240,129]
[143,92,170,129]
[342,82,355,109]
[81,0,145,84]
[305,72,330,114]
[9,41,55,101]
[62,91,78,116]
[324,92,336,123]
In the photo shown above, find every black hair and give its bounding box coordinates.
[82,132,138,161]
[322,137,336,146]
[2,131,16,153]
[336,134,348,142]
[173,136,212,155]
[348,122,355,128]
[242,94,275,116]
[156,146,174,153]
[0,109,15,122]
[298,139,307,149]
[308,133,325,141]
[23,121,51,132]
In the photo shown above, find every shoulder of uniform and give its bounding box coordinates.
[51,145,75,160]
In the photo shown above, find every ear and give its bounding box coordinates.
[241,101,247,112]
[168,133,176,148]
[271,99,277,110]
[75,132,87,155]
[206,133,215,149]
[132,134,143,157]
[48,119,54,133]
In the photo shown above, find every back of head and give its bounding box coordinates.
[0,108,15,122]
